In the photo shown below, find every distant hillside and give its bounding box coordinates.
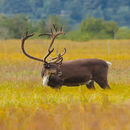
[0,0,130,27]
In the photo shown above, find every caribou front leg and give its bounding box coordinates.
[86,80,95,89]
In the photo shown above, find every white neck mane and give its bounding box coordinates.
[43,74,50,86]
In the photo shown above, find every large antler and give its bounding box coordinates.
[39,24,64,51]
[21,32,44,62]
[39,24,66,64]
[49,48,66,61]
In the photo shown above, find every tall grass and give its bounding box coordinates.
[0,39,130,130]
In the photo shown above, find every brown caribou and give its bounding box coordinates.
[21,24,111,89]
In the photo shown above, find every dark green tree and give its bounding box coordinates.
[80,16,119,39]
[0,14,34,39]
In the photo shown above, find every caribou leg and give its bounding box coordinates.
[95,77,110,89]
[86,80,95,89]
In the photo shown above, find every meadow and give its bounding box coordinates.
[0,39,130,130]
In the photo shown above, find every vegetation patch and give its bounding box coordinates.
[0,39,129,129]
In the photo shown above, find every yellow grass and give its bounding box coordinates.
[0,39,130,130]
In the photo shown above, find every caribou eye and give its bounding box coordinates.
[44,64,50,69]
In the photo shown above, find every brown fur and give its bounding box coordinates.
[41,58,110,89]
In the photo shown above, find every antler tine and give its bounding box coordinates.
[43,48,54,63]
[39,33,52,37]
[39,28,53,38]
[53,24,57,32]
[48,48,66,64]
[39,24,64,39]
[50,54,63,64]
[52,48,66,60]
[21,32,44,63]
[22,31,33,40]
[60,48,66,56]
[53,56,63,65]
[57,57,63,65]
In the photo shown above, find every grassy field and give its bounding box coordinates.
[0,39,130,130]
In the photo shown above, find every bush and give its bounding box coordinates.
[116,27,130,39]
[79,16,119,40]
[0,14,35,39]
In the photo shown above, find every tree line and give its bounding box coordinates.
[0,14,130,40]
[0,0,130,27]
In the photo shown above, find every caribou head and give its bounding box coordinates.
[21,25,66,87]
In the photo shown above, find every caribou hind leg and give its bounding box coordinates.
[95,77,110,89]
[86,80,95,89]
[93,66,111,89]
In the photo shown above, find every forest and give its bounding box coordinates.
[0,14,130,40]
[0,0,130,27]
[0,0,130,40]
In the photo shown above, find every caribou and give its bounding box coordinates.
[21,24,111,89]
